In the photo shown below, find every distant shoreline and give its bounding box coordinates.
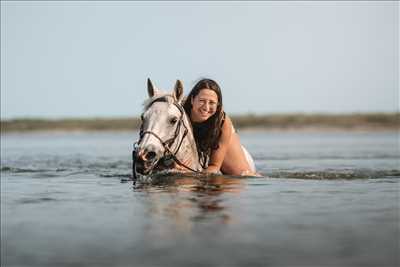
[1,113,399,133]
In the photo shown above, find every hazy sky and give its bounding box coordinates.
[1,1,398,119]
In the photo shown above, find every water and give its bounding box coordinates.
[1,131,399,267]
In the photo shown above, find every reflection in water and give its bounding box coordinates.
[133,174,245,235]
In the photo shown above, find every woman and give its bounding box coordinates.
[183,78,257,176]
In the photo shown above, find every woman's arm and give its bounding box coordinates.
[205,116,233,173]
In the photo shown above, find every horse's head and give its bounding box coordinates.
[134,78,186,176]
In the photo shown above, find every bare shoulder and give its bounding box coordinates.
[217,114,233,145]
[222,114,233,133]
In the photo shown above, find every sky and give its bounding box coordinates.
[1,1,398,119]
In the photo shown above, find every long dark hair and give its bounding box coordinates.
[183,78,225,168]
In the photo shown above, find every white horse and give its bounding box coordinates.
[132,79,202,181]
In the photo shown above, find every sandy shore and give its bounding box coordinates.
[1,113,399,133]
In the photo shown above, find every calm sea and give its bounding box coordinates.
[1,131,399,267]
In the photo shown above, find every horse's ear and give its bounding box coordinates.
[173,80,184,102]
[147,78,156,98]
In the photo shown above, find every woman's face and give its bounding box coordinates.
[190,89,219,122]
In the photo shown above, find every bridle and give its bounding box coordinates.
[132,97,200,182]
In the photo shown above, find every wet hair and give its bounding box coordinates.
[183,78,225,168]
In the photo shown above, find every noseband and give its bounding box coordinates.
[132,98,198,182]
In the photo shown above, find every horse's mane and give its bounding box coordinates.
[142,92,186,111]
[142,92,172,111]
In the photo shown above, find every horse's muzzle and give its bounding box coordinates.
[134,148,160,175]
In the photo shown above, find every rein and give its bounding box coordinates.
[132,100,200,182]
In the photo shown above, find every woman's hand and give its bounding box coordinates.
[205,165,220,174]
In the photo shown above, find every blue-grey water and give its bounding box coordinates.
[1,131,399,267]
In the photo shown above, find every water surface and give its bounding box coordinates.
[1,131,399,266]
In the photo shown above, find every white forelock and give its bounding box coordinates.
[142,92,174,111]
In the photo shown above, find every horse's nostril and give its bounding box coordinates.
[146,151,157,160]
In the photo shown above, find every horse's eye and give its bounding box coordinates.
[169,117,178,125]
